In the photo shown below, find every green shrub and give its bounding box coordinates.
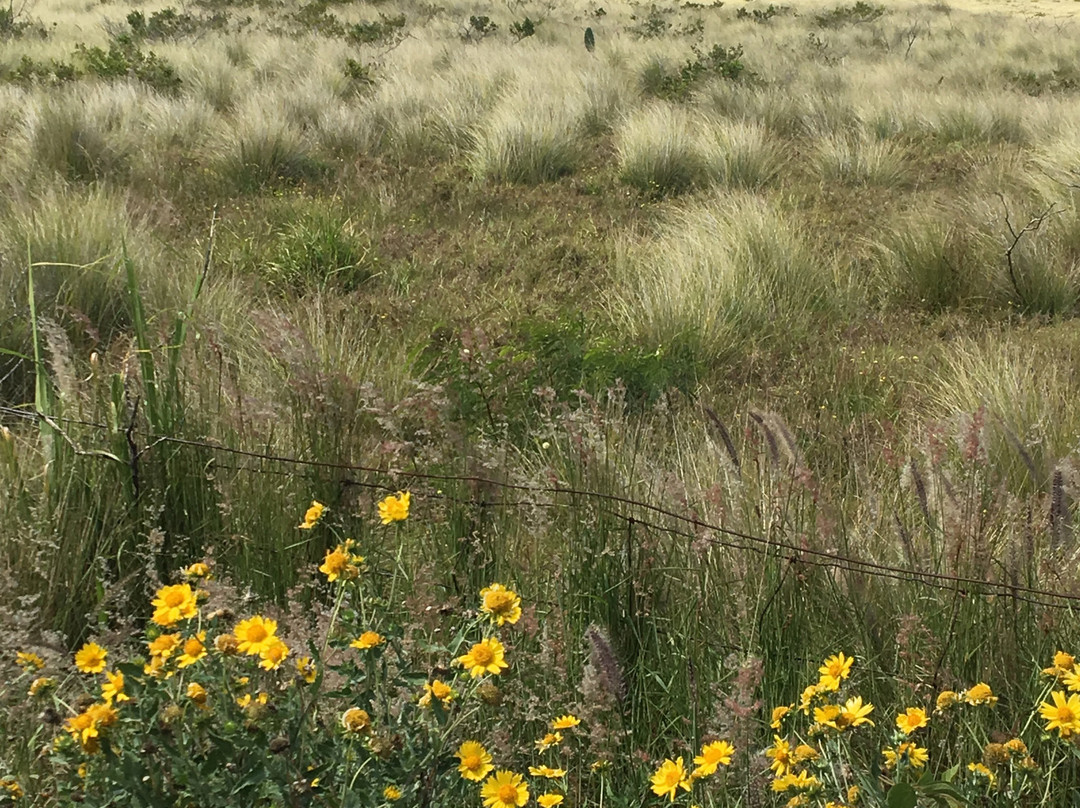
[345,13,406,45]
[74,38,183,94]
[641,43,747,102]
[814,1,884,27]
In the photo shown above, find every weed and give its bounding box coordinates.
[641,43,747,101]
[345,13,407,45]
[509,16,537,41]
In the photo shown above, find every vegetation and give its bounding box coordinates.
[4,0,1080,804]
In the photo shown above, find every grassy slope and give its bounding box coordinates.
[4,0,1080,800]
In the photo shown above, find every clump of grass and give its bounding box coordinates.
[15,85,141,182]
[814,134,911,186]
[708,119,787,188]
[615,103,709,195]
[470,96,586,184]
[874,209,994,311]
[928,335,1080,491]
[213,101,325,192]
[614,192,836,360]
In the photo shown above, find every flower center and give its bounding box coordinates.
[498,784,518,802]
[248,626,267,642]
[472,645,494,664]
[166,590,184,607]
[463,755,480,769]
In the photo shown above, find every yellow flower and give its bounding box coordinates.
[0,778,23,799]
[817,652,853,691]
[457,740,494,781]
[1043,650,1076,679]
[895,707,928,735]
[935,690,958,711]
[341,707,371,733]
[537,795,564,808]
[967,762,995,785]
[383,785,402,800]
[1004,738,1028,757]
[101,670,129,704]
[181,562,211,579]
[1040,691,1080,737]
[187,682,208,706]
[1064,669,1080,692]
[65,703,118,753]
[420,679,454,707]
[151,583,199,627]
[74,642,107,674]
[350,631,386,650]
[298,500,326,529]
[771,705,792,728]
[767,735,793,775]
[16,651,45,672]
[692,739,735,777]
[529,765,566,778]
[148,633,181,659]
[847,785,860,804]
[457,637,509,677]
[792,744,818,763]
[535,732,563,751]
[28,676,55,696]
[319,543,363,582]
[378,491,410,524]
[817,697,874,731]
[798,685,818,714]
[233,616,279,657]
[883,742,928,770]
[480,583,522,626]
[650,757,691,801]
[963,683,997,706]
[297,656,317,684]
[480,770,529,808]
[551,714,580,730]
[177,633,207,668]
[771,771,820,793]
[259,638,290,671]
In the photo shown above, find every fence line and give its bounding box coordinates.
[3,405,1079,612]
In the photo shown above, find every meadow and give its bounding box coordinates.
[4,0,1080,803]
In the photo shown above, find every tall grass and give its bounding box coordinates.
[614,192,838,359]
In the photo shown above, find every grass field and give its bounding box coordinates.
[4,0,1080,804]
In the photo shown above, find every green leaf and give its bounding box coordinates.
[888,783,917,808]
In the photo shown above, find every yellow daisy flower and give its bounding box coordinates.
[480,583,522,626]
[341,707,371,733]
[766,736,792,776]
[187,682,208,706]
[383,785,402,800]
[817,652,853,691]
[377,492,410,524]
[650,757,691,801]
[895,707,928,735]
[177,633,207,668]
[151,583,199,627]
[101,670,129,704]
[298,500,326,530]
[537,795,564,808]
[457,637,509,677]
[259,638,290,671]
[233,616,279,657]
[771,705,792,728]
[457,740,494,781]
[528,765,566,778]
[297,656,317,684]
[551,714,580,730]
[1040,691,1080,737]
[16,651,45,672]
[692,740,734,777]
[480,770,529,808]
[74,642,107,674]
[962,683,997,706]
[535,732,563,751]
[350,631,386,650]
